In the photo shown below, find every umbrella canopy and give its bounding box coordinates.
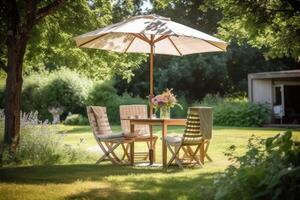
[74,14,228,114]
[74,14,227,55]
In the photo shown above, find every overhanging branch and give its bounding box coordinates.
[36,0,66,21]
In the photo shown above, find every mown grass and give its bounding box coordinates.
[0,125,299,200]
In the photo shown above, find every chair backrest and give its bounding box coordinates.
[119,105,150,135]
[183,107,213,142]
[87,106,112,137]
[183,108,202,142]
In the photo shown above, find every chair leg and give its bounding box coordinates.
[186,146,196,162]
[143,141,150,160]
[121,143,130,162]
[177,145,203,167]
[174,146,183,169]
[130,140,135,166]
[97,141,122,165]
[121,143,126,160]
[167,144,183,168]
[153,138,157,163]
[105,142,122,162]
[189,145,203,167]
[204,141,213,162]
[167,144,176,166]
[181,146,190,160]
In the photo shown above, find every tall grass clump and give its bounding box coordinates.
[0,110,93,166]
[193,94,270,127]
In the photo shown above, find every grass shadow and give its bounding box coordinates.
[0,164,180,184]
[66,171,219,200]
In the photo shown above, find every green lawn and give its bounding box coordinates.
[0,125,299,200]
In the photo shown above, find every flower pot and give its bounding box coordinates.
[160,106,170,119]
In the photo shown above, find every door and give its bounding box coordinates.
[273,85,284,123]
[284,85,300,124]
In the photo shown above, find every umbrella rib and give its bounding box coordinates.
[168,37,182,56]
[153,35,169,43]
[78,33,109,47]
[124,36,136,53]
[203,40,226,51]
[132,33,151,44]
[142,33,149,42]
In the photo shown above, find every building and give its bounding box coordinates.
[248,70,300,124]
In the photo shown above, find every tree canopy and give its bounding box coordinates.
[114,0,299,99]
[2,0,146,80]
[202,0,300,60]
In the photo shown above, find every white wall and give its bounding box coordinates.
[252,79,273,105]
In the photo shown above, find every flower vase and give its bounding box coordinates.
[160,106,170,119]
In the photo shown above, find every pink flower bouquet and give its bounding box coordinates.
[151,89,182,110]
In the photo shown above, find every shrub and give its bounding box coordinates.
[214,131,300,200]
[87,80,147,124]
[193,94,270,127]
[199,93,224,106]
[64,114,89,125]
[21,74,46,117]
[22,68,93,120]
[87,80,120,124]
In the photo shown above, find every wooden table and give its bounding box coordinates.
[129,118,186,167]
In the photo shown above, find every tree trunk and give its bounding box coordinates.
[4,36,28,152]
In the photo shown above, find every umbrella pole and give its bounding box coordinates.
[149,41,154,116]
[149,36,154,165]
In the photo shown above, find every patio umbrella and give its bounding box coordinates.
[74,14,228,115]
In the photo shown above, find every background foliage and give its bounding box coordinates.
[215,131,300,200]
[195,94,270,127]
[20,69,147,124]
[87,80,147,124]
[115,0,299,100]
[202,0,300,60]
[22,68,93,120]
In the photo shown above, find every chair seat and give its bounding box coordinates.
[182,137,204,144]
[135,134,158,141]
[97,133,124,140]
[165,135,183,145]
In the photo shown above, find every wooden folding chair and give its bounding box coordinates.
[120,105,158,162]
[87,106,134,165]
[166,107,213,169]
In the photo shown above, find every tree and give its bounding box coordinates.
[23,0,146,80]
[152,0,221,34]
[112,0,144,23]
[0,0,147,154]
[0,0,67,153]
[203,0,300,60]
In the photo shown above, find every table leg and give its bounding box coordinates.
[151,125,156,163]
[130,123,135,166]
[162,122,167,167]
[149,125,153,165]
